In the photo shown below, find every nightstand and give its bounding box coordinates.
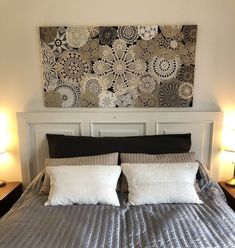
[0,182,22,218]
[219,182,235,211]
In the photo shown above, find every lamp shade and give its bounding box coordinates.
[223,129,235,152]
[0,133,6,154]
[0,146,5,154]
[0,138,6,154]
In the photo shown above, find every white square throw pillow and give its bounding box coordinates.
[121,162,203,205]
[45,165,121,206]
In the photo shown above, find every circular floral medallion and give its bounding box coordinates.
[79,92,99,107]
[178,82,193,99]
[85,78,102,95]
[159,80,190,107]
[112,39,127,55]
[177,65,195,83]
[99,27,117,45]
[94,42,146,91]
[88,26,99,38]
[66,27,89,48]
[48,27,69,57]
[44,91,62,107]
[99,91,117,108]
[58,51,90,83]
[79,39,100,62]
[150,56,180,81]
[182,25,197,43]
[138,74,158,94]
[118,26,139,43]
[40,27,57,43]
[80,74,104,95]
[54,82,81,107]
[138,25,158,40]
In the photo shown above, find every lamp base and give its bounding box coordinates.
[225,177,235,187]
[0,180,6,187]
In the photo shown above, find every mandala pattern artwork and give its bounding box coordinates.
[40,25,197,108]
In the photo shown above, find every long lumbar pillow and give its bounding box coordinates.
[121,162,202,205]
[45,165,121,206]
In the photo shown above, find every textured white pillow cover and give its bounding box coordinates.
[121,162,202,205]
[45,165,121,206]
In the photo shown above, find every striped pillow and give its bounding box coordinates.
[120,152,196,192]
[40,152,119,194]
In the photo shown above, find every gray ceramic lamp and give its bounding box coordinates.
[224,129,235,187]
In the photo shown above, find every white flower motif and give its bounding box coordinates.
[48,27,69,56]
[170,40,178,49]
[138,26,158,40]
[66,27,89,48]
[138,74,157,94]
[99,91,117,108]
[116,88,137,107]
[93,40,146,91]
[41,43,60,85]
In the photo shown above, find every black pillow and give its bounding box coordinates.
[46,133,191,158]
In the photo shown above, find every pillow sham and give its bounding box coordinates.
[46,133,191,158]
[40,152,119,194]
[120,152,196,192]
[45,165,121,206]
[121,162,202,205]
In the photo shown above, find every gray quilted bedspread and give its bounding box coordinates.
[0,165,234,248]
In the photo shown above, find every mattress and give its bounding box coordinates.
[0,165,234,248]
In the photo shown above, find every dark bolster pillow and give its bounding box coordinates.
[46,133,191,158]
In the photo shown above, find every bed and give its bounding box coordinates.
[0,111,234,248]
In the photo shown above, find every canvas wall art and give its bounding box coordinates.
[40,25,197,108]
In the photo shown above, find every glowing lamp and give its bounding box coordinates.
[0,115,7,186]
[223,129,235,187]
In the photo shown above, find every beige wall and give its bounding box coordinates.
[0,0,235,181]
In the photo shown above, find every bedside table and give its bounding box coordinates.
[0,182,22,218]
[219,182,235,211]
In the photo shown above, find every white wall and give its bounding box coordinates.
[0,0,235,181]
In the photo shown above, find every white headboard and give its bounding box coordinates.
[17,111,223,187]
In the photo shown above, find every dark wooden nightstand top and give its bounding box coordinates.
[0,182,22,218]
[219,182,235,198]
[219,182,235,211]
[0,182,22,201]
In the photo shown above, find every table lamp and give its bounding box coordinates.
[224,129,235,187]
[0,138,6,187]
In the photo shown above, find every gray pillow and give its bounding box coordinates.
[120,152,196,192]
[40,152,119,194]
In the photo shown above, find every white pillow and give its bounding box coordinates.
[45,165,121,206]
[121,162,203,205]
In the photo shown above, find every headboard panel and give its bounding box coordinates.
[17,111,223,187]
